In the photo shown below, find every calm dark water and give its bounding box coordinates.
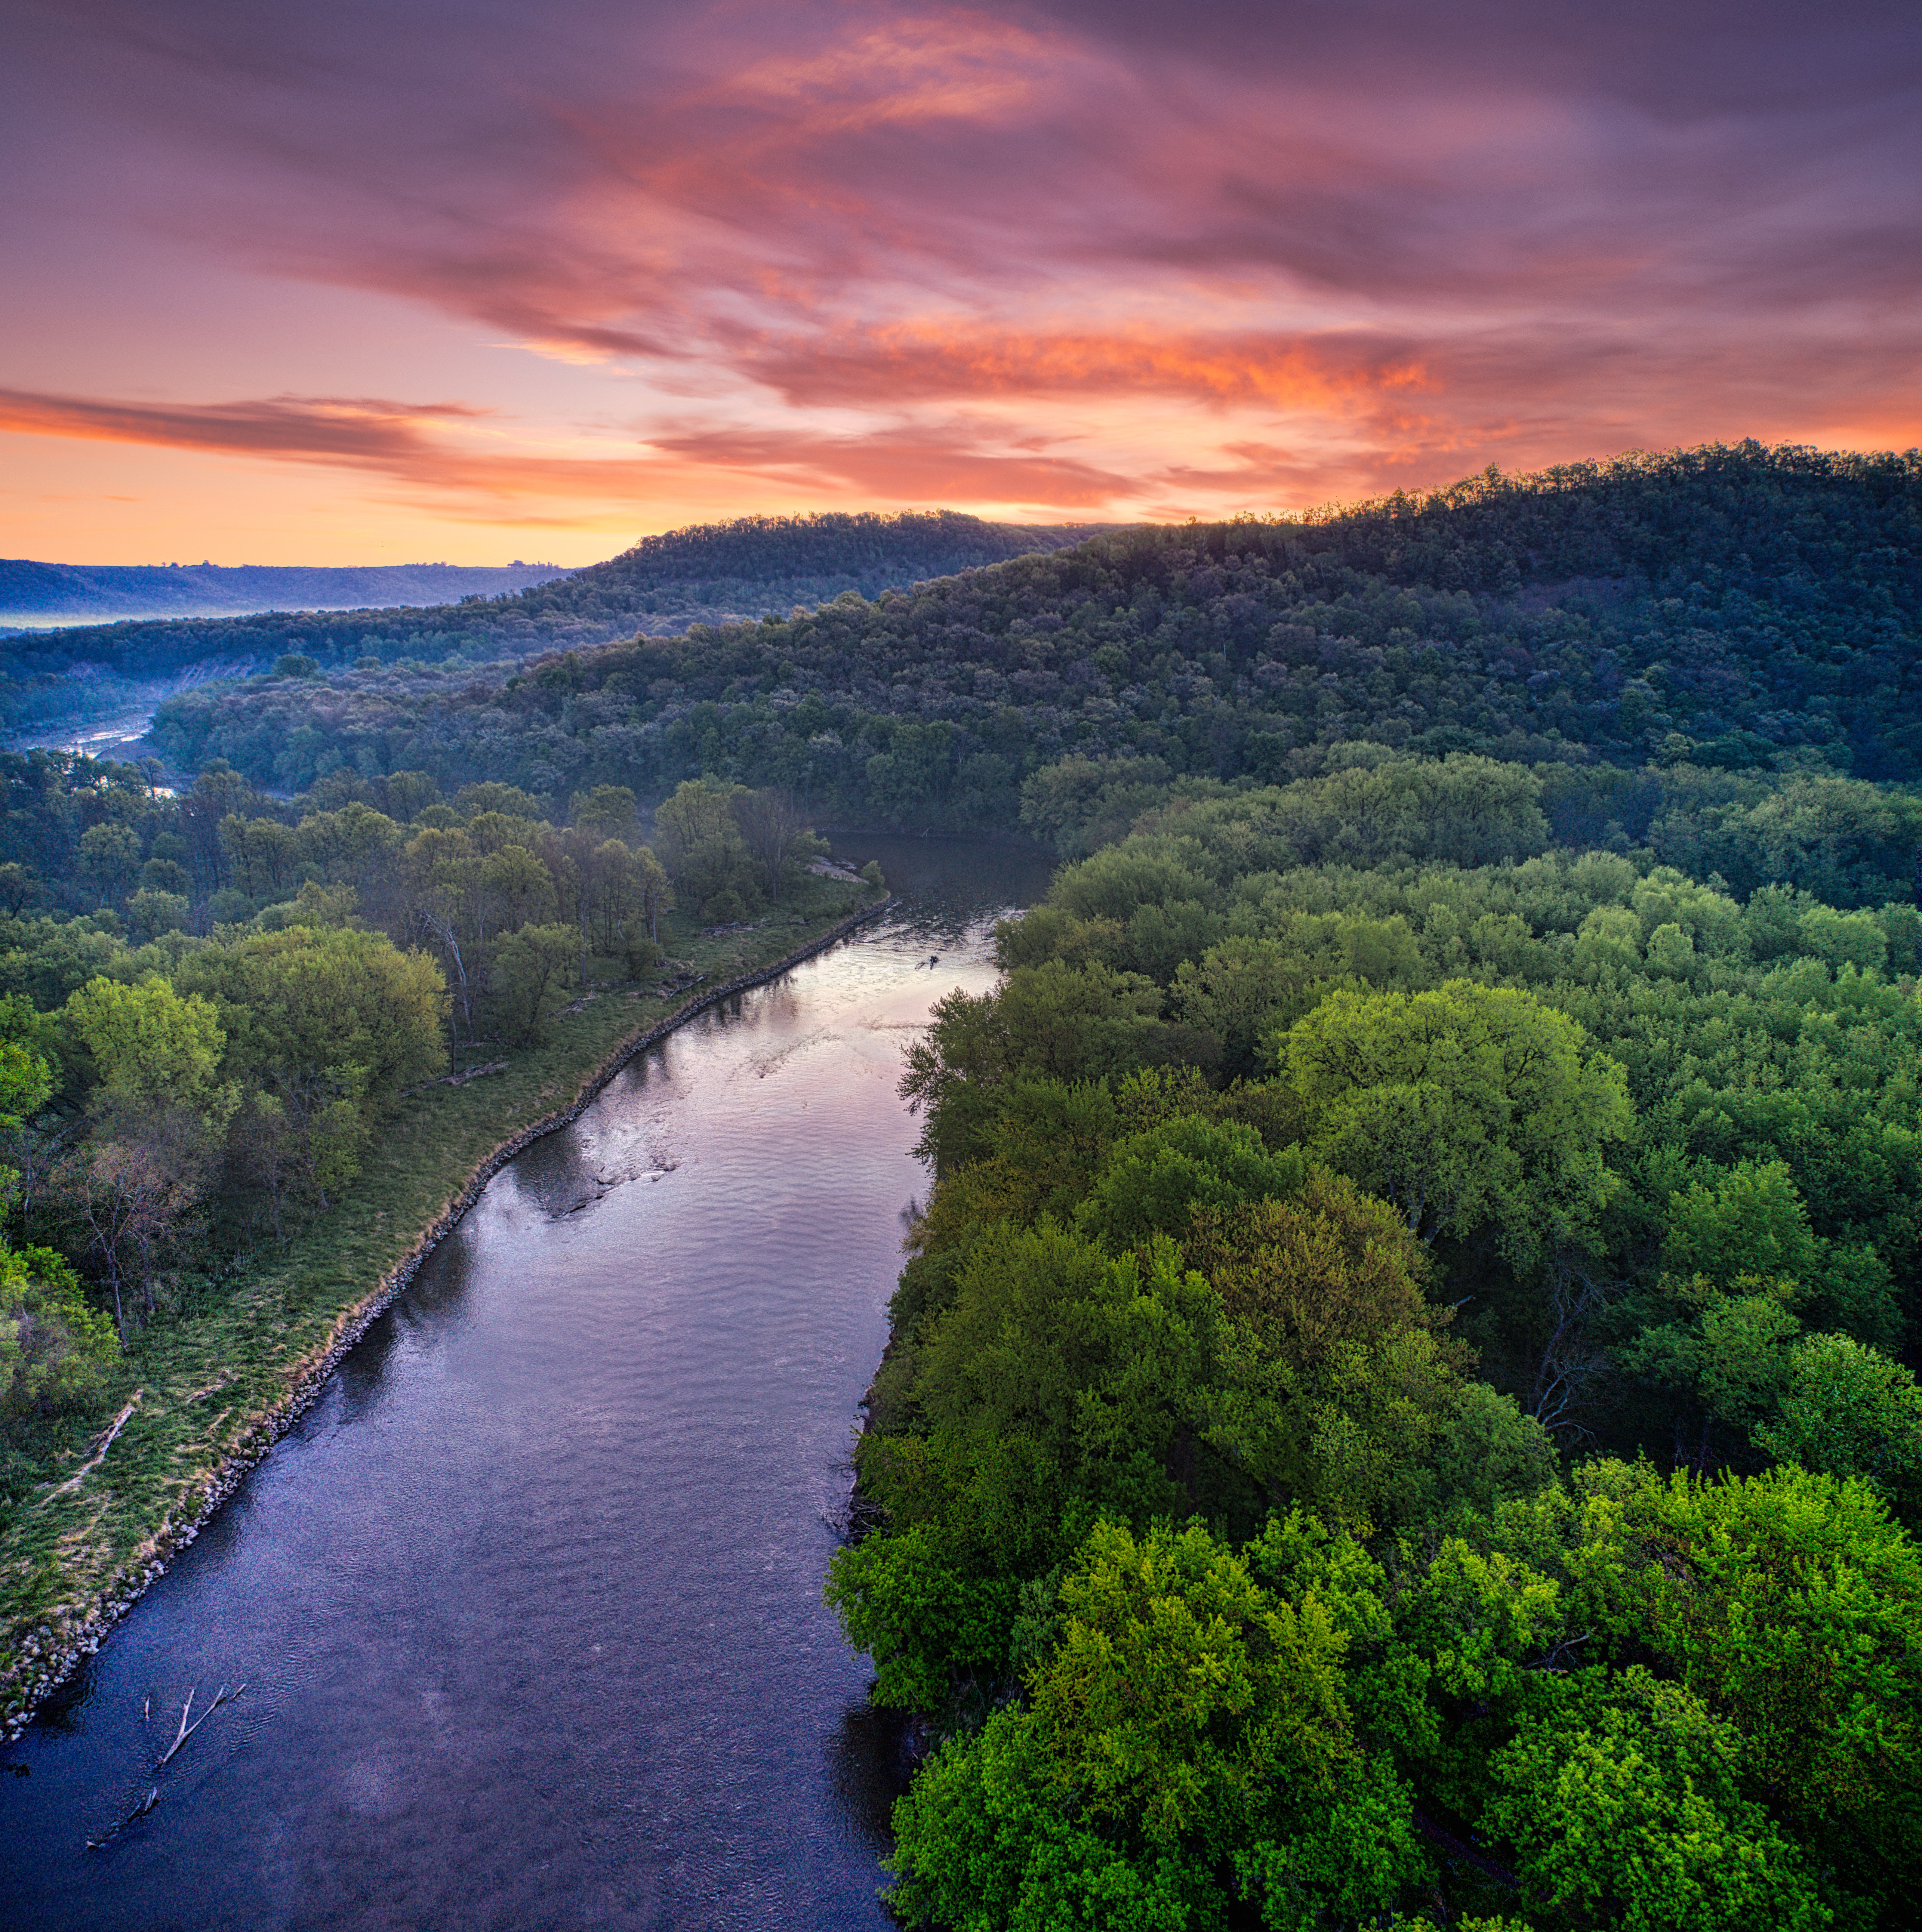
[0,835,1051,1931]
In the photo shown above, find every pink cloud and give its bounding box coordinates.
[4,0,1918,541]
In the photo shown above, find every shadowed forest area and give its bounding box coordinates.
[141,444,1921,810]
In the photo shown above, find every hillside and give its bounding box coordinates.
[0,558,569,630]
[0,511,1109,738]
[149,443,1922,853]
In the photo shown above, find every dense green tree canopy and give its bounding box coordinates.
[840,722,1922,1928]
[1276,981,1631,1262]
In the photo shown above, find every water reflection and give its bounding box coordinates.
[825,1699,911,1854]
[0,837,1050,1930]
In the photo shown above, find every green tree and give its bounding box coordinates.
[1485,1670,1829,1932]
[78,821,141,904]
[1658,1159,1894,1345]
[1170,925,1420,1079]
[176,926,446,1206]
[1032,1519,1355,1845]
[490,923,578,1044]
[480,843,553,930]
[182,925,445,1095]
[0,1034,55,1232]
[1662,1160,1818,1285]
[571,783,638,842]
[1620,1277,1802,1459]
[1275,981,1632,1265]
[832,1225,1228,1706]
[0,1241,117,1414]
[1187,1170,1530,1528]
[0,1037,53,1133]
[1076,1114,1305,1253]
[885,1518,1424,1932]
[651,778,761,920]
[65,974,227,1113]
[1580,1458,1922,1909]
[1756,1331,1922,1526]
[900,963,1171,1172]
[125,888,190,943]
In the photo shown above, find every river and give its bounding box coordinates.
[0,834,1053,1931]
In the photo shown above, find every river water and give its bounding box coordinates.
[0,834,1051,1931]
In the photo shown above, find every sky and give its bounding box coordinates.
[2,0,1918,565]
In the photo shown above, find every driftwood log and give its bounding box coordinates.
[40,1392,143,1504]
[86,1785,160,1849]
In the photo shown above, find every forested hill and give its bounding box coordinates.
[151,442,1922,817]
[0,558,567,629]
[0,511,1106,737]
[594,510,1106,596]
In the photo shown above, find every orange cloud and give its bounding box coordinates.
[738,324,1431,411]
[0,388,498,459]
[718,9,1066,133]
[0,385,1152,515]
[646,425,1139,506]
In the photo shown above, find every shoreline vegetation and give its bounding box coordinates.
[0,879,890,1740]
[826,794,1922,1927]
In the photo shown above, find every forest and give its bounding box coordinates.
[831,763,1922,1930]
[0,745,851,1516]
[145,444,1921,809]
[4,441,1921,1923]
[0,512,1098,738]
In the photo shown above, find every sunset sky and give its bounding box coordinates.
[3,0,1918,564]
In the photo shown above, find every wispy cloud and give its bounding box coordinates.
[0,389,489,466]
[647,424,1140,506]
[0,384,1154,515]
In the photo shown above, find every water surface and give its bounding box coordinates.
[0,834,1049,1930]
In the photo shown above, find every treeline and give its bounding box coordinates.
[147,444,1922,809]
[1,512,1098,736]
[832,754,1922,1928]
[0,745,844,1503]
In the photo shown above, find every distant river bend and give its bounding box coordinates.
[0,834,1052,1932]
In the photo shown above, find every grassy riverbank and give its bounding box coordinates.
[0,878,885,1738]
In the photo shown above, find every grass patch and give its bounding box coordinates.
[1,882,883,1734]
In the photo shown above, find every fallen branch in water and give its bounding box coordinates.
[156,1681,246,1768]
[41,1392,143,1503]
[86,1785,160,1849]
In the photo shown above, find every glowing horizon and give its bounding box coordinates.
[3,0,1918,566]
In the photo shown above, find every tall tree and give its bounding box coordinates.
[1275,981,1632,1266]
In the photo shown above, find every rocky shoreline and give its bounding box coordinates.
[3,892,897,1743]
